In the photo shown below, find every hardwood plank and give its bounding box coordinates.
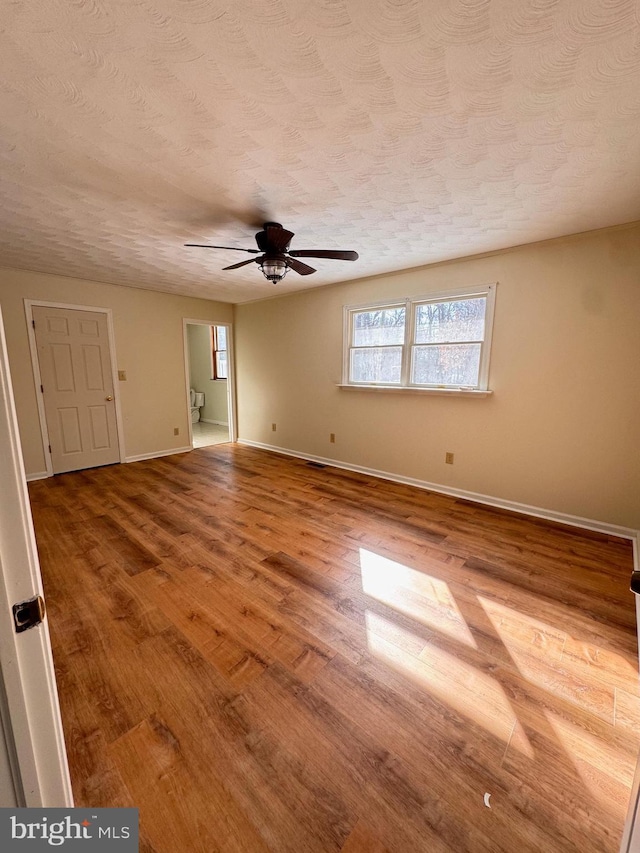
[136,570,273,688]
[110,714,270,853]
[312,654,594,853]
[340,820,390,853]
[133,625,344,853]
[163,563,336,685]
[28,445,639,853]
[235,663,457,853]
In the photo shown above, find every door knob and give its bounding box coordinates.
[105,395,113,401]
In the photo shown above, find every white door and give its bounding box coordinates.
[0,306,73,806]
[33,306,120,474]
[0,696,18,806]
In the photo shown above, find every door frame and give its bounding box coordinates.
[24,300,126,477]
[182,318,237,447]
[0,305,73,806]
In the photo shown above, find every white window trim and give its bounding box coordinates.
[212,326,228,381]
[341,283,497,393]
[336,384,492,397]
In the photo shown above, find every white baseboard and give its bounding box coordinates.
[200,419,229,426]
[125,446,192,464]
[238,439,640,551]
[25,447,194,477]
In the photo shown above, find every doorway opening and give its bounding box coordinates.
[184,320,235,449]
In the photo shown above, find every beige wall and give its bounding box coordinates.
[0,268,232,475]
[235,224,640,530]
[186,323,229,424]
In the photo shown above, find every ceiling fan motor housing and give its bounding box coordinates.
[256,223,293,254]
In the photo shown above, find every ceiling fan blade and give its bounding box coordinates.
[288,249,359,261]
[264,224,294,252]
[185,243,260,253]
[222,257,262,271]
[285,257,316,276]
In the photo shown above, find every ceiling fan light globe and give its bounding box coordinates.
[261,258,288,283]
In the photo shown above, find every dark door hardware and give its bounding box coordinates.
[13,595,46,633]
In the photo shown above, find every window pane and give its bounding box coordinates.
[411,344,481,386]
[216,326,227,350]
[350,347,402,383]
[415,298,486,344]
[216,352,228,379]
[352,307,405,347]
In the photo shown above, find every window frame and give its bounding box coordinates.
[211,325,228,381]
[342,283,496,392]
[346,300,407,387]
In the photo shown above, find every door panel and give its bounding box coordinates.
[33,306,120,474]
[82,345,105,389]
[58,409,82,453]
[88,405,110,448]
[51,344,74,390]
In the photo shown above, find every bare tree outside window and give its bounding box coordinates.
[412,298,486,386]
[350,306,405,383]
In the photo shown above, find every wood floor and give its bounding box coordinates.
[28,445,639,853]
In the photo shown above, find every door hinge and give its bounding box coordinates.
[13,595,46,633]
[40,384,44,393]
[32,319,35,329]
[48,444,52,454]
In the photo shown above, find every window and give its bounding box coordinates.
[344,284,496,391]
[349,304,406,384]
[212,326,228,380]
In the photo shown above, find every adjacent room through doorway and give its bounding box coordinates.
[185,321,232,448]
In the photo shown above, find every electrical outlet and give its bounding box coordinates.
[272,423,277,431]
[174,427,180,436]
[330,433,336,443]
[118,370,127,381]
[445,452,454,464]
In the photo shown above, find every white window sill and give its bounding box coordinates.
[336,384,493,397]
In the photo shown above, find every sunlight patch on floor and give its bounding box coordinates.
[545,710,636,818]
[359,547,477,648]
[478,596,630,723]
[365,610,534,757]
[478,596,567,669]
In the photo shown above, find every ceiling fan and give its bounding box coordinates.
[185,222,358,283]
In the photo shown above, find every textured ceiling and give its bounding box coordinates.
[1,1,640,304]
